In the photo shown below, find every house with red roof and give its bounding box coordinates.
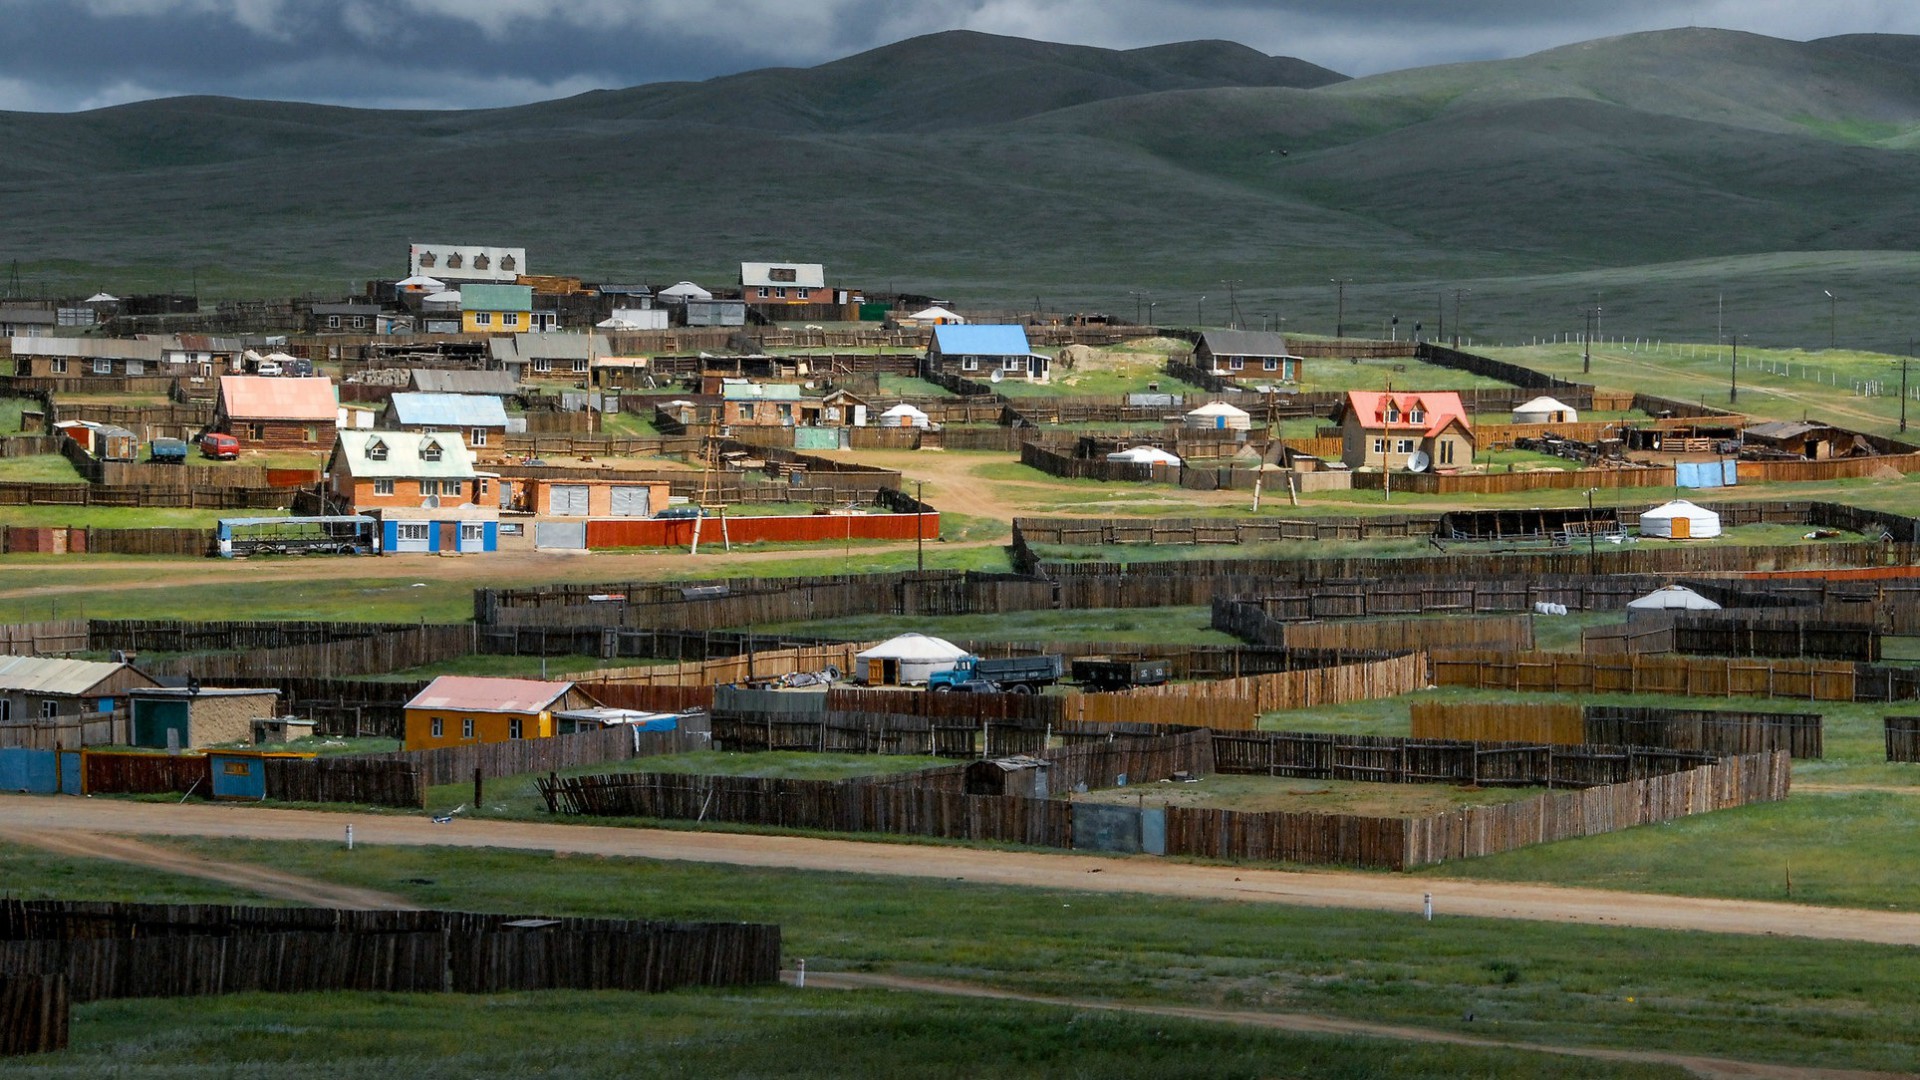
[1333,391,1474,471]
[400,675,601,751]
[212,375,338,450]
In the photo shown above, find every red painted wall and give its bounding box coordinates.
[586,511,938,549]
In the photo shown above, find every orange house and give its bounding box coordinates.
[401,675,601,751]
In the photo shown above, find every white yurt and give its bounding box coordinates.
[1512,395,1578,424]
[1184,401,1252,431]
[1106,446,1183,466]
[879,403,931,429]
[1638,499,1722,539]
[906,306,965,325]
[855,633,969,686]
[1626,585,1723,611]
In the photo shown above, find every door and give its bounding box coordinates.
[1672,517,1691,539]
[132,699,190,749]
[58,749,81,793]
[550,485,589,516]
[535,521,587,549]
[392,522,431,553]
[438,522,458,552]
[609,486,650,517]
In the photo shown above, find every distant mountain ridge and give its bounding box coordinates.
[3,26,1920,303]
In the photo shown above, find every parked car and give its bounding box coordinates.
[283,358,314,377]
[199,432,240,460]
[254,360,283,377]
[654,506,710,520]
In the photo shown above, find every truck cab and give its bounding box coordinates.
[926,656,983,693]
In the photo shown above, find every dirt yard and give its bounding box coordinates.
[1074,774,1543,817]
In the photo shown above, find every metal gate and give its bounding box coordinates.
[1071,803,1165,855]
[550,485,589,516]
[609,485,650,517]
[535,521,587,549]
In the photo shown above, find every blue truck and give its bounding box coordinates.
[926,654,1063,695]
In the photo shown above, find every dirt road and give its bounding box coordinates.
[803,972,1908,1080]
[6,795,1918,946]
[8,828,410,908]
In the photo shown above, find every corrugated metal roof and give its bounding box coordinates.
[490,333,595,363]
[932,324,1032,357]
[219,376,337,421]
[1199,330,1297,358]
[460,284,533,311]
[721,382,802,401]
[387,392,509,428]
[404,675,575,715]
[334,429,477,479]
[410,369,519,395]
[10,336,166,361]
[740,262,826,289]
[0,656,136,696]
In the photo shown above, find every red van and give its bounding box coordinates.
[200,432,240,460]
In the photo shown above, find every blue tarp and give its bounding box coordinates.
[1675,460,1738,489]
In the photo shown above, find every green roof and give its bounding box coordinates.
[459,284,532,312]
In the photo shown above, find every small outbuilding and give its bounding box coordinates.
[1638,499,1722,540]
[855,633,969,687]
[1106,446,1183,466]
[1512,395,1579,424]
[1626,585,1723,611]
[128,687,283,750]
[1184,401,1251,431]
[965,755,1051,798]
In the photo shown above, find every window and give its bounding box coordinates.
[508,717,522,739]
[473,254,490,270]
[462,718,474,739]
[475,477,490,496]
[373,479,395,496]
[397,523,429,542]
[470,428,488,447]
[248,423,265,440]
[1371,438,1385,454]
[94,358,112,375]
[1438,441,1455,465]
[461,523,485,541]
[223,761,251,776]
[533,357,552,373]
[327,315,341,329]
[1003,357,1022,371]
[367,439,388,460]
[304,426,317,443]
[500,254,516,271]
[1409,409,1425,424]
[446,253,464,269]
[0,700,10,723]
[961,357,978,371]
[738,403,756,421]
[40,700,56,719]
[504,313,521,328]
[535,313,556,330]
[774,287,788,299]
[431,717,444,737]
[756,287,769,299]
[1229,358,1244,370]
[49,358,65,373]
[420,480,441,497]
[1384,407,1399,424]
[1263,358,1278,371]
[1284,359,1297,380]
[1396,439,1416,454]
[418,251,437,268]
[421,440,443,461]
[769,267,798,283]
[572,358,589,373]
[475,312,492,326]
[796,288,810,300]
[351,316,367,329]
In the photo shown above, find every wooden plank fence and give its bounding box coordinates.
[1215,601,1534,652]
[1412,701,1822,758]
[83,752,211,797]
[1410,702,1585,745]
[0,620,87,654]
[0,901,779,1001]
[1886,716,1920,763]
[0,974,68,1057]
[1430,649,1883,702]
[141,626,474,680]
[1113,653,1424,716]
[365,720,711,788]
[262,757,425,808]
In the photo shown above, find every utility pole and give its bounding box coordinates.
[1331,278,1350,339]
[1904,343,1912,434]
[914,480,925,572]
[1451,289,1469,349]
[1585,488,1600,576]
[1197,295,1206,327]
[1436,291,1444,345]
[1582,307,1595,374]
[1730,332,1738,403]
[1825,290,1837,349]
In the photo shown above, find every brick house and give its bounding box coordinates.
[327,429,500,553]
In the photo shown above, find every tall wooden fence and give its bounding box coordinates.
[0,901,779,1001]
[141,625,474,680]
[363,719,711,788]
[1214,602,1534,652]
[0,974,67,1057]
[1412,701,1823,758]
[1887,716,1920,763]
[1114,653,1424,716]
[1429,648,1920,703]
[0,620,87,654]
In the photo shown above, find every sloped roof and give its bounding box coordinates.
[908,306,964,322]
[333,429,477,479]
[721,381,802,401]
[880,403,928,418]
[0,656,146,696]
[218,376,337,421]
[1514,395,1576,415]
[1199,329,1297,358]
[460,284,533,311]
[1339,391,1472,437]
[11,336,165,361]
[932,324,1031,356]
[1640,499,1720,521]
[386,392,509,428]
[396,275,445,289]
[410,369,518,395]
[855,633,967,662]
[1108,446,1183,465]
[741,262,826,289]
[1744,420,1831,440]
[656,281,712,300]
[1186,401,1250,418]
[490,333,594,363]
[1626,585,1722,610]
[404,675,575,715]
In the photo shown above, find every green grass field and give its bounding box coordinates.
[743,605,1236,645]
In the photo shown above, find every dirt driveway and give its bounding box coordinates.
[5,795,1918,946]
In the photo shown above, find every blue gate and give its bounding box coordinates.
[1071,803,1166,855]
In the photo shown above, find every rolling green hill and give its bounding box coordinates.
[3,27,1920,349]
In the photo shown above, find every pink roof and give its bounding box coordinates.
[1341,391,1471,437]
[219,376,337,421]
[404,675,575,715]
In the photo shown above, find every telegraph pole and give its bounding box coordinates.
[1904,343,1912,434]
[1730,333,1738,404]
[1582,308,1595,373]
[1331,278,1350,339]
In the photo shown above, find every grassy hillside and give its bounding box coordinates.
[4,27,1920,349]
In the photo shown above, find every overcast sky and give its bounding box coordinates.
[2,0,1917,112]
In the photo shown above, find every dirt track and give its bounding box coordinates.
[6,795,1919,946]
[8,828,408,909]
[804,972,1909,1080]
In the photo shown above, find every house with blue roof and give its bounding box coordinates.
[925,324,1049,382]
[380,392,511,450]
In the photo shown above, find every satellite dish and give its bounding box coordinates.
[989,369,1004,383]
[1406,451,1431,473]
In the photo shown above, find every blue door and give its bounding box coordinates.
[58,749,81,794]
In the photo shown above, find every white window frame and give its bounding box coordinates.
[1439,441,1455,465]
[796,288,810,300]
[1385,407,1399,424]
[757,287,769,299]
[1409,409,1426,424]
[1371,437,1385,454]
[351,316,367,329]
[93,357,112,375]
[1396,438,1416,454]
[373,479,395,496]
[462,717,474,739]
[460,523,485,541]
[508,717,522,739]
[961,357,978,371]
[1263,358,1278,371]
[40,700,57,719]
[50,358,66,374]
[397,523,430,542]
[470,428,488,447]
[572,357,589,373]
[1003,357,1022,372]
[420,479,441,497]
[1229,358,1244,370]
[327,315,341,329]
[475,312,493,326]
[504,313,521,328]
[533,357,552,373]
[431,717,443,738]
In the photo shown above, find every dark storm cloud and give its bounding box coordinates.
[1,0,1915,112]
